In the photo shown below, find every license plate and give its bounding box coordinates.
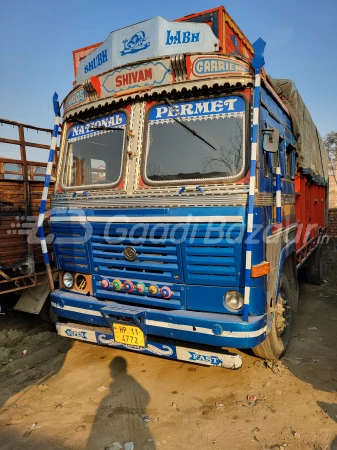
[113,323,145,347]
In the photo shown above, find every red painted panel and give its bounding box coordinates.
[295,170,327,251]
[72,43,103,78]
[176,6,254,60]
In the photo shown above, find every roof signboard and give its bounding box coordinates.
[187,55,252,80]
[75,16,219,84]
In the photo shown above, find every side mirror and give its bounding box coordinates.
[262,127,280,153]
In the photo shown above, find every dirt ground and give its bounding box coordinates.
[0,282,336,450]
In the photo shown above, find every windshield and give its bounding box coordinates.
[62,112,127,189]
[144,96,246,184]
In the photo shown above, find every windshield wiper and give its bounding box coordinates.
[76,118,124,131]
[164,97,218,152]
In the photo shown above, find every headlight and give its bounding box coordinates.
[63,272,74,288]
[225,290,244,310]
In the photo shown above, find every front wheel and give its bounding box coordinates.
[39,298,58,325]
[253,275,292,360]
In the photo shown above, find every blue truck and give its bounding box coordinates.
[47,7,328,369]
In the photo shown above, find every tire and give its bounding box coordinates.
[253,275,292,360]
[39,298,58,325]
[306,245,323,286]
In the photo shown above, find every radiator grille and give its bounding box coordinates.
[181,223,243,287]
[91,224,183,283]
[51,223,90,273]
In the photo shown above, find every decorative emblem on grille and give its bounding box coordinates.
[124,246,137,261]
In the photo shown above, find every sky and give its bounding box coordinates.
[0,0,336,161]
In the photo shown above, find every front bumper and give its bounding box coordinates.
[51,289,266,349]
[56,322,243,369]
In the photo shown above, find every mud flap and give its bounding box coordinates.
[14,276,50,314]
[56,322,243,370]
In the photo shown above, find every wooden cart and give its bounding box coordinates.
[0,118,58,317]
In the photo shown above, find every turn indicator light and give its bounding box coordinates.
[160,286,172,299]
[101,278,110,289]
[123,280,134,292]
[112,279,122,290]
[148,284,158,295]
[136,282,146,294]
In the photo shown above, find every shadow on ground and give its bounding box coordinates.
[87,356,155,450]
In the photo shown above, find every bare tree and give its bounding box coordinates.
[201,119,243,176]
[146,160,165,179]
[324,130,337,178]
